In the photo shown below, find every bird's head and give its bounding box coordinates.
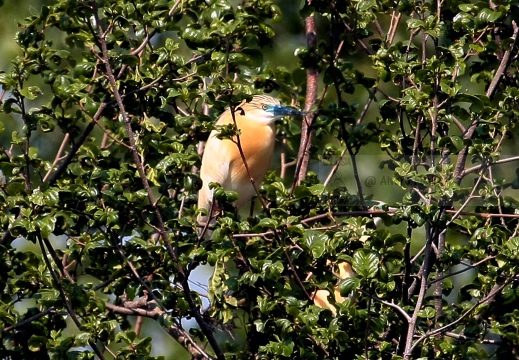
[236,95,305,125]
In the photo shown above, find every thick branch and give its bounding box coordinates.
[294,15,318,187]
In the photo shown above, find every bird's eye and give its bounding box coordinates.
[261,104,269,111]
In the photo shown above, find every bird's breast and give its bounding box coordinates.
[230,124,275,182]
[220,123,275,208]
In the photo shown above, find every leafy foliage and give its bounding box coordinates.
[1,0,519,359]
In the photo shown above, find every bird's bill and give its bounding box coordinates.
[271,105,305,117]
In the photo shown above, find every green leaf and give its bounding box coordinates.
[357,0,376,11]
[418,307,436,319]
[37,216,56,238]
[19,86,42,100]
[254,319,266,333]
[352,250,379,278]
[255,217,279,229]
[476,8,502,23]
[28,335,47,352]
[303,230,328,259]
[338,277,359,296]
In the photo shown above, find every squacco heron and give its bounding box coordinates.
[198,95,303,228]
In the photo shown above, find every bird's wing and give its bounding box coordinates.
[198,131,231,212]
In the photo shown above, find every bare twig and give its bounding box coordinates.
[42,133,70,183]
[227,96,270,212]
[461,155,519,178]
[358,289,411,322]
[403,229,435,359]
[428,255,496,286]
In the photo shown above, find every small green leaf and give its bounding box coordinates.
[28,335,47,352]
[38,216,56,238]
[418,307,436,319]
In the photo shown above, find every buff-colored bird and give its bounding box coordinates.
[198,95,303,229]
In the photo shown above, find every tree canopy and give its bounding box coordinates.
[1,0,519,359]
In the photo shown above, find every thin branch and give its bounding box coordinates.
[227,97,270,212]
[409,279,512,353]
[387,12,402,44]
[445,331,502,345]
[330,3,372,55]
[403,234,433,359]
[454,21,519,182]
[90,4,224,358]
[323,148,347,188]
[2,307,57,333]
[358,289,411,322]
[42,133,70,183]
[428,255,496,286]
[105,301,163,318]
[48,102,107,187]
[105,302,215,360]
[346,141,368,210]
[461,155,519,178]
[486,20,519,99]
[38,235,107,360]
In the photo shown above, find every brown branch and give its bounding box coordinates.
[90,4,224,358]
[323,148,346,188]
[402,229,435,360]
[293,15,318,187]
[48,102,107,187]
[358,289,411,322]
[105,302,215,360]
[105,300,162,318]
[409,278,512,354]
[461,155,519,178]
[345,141,368,210]
[38,235,107,360]
[329,3,372,55]
[42,133,70,183]
[454,21,519,182]
[428,255,496,286]
[486,20,519,98]
[387,12,402,44]
[2,307,57,333]
[280,135,296,179]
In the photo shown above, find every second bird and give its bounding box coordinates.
[198,95,304,227]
